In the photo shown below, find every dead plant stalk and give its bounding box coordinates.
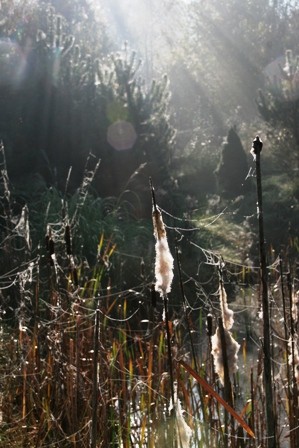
[252,136,276,448]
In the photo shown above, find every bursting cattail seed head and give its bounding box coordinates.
[152,207,174,296]
[211,281,239,385]
[169,384,192,448]
[219,282,234,330]
[211,327,240,385]
[175,398,192,447]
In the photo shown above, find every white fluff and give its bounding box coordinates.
[292,290,299,324]
[175,398,192,447]
[219,283,234,330]
[153,209,174,296]
[155,238,174,296]
[211,327,240,386]
[288,334,299,384]
[169,384,193,447]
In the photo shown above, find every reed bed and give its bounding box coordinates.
[0,142,298,447]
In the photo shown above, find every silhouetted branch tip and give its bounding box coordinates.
[251,135,263,159]
[149,177,158,212]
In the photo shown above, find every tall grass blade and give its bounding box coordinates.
[179,359,255,439]
[91,304,100,448]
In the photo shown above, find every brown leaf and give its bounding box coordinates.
[178,359,255,439]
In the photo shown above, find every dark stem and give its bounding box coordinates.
[91,303,100,448]
[149,177,158,212]
[163,293,178,448]
[250,366,255,444]
[163,293,175,408]
[253,137,276,448]
[218,317,234,448]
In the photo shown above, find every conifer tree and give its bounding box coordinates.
[0,1,175,217]
[214,127,248,198]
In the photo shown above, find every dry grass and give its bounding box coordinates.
[0,151,298,447]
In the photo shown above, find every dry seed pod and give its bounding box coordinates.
[154,237,174,296]
[175,398,192,447]
[211,326,240,386]
[219,282,234,330]
[150,178,174,297]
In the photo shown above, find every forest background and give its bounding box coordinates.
[1,0,299,267]
[0,0,299,447]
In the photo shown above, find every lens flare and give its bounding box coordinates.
[107,120,137,151]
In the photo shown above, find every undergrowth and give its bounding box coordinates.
[0,142,298,448]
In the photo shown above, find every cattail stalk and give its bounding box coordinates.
[250,367,255,443]
[150,178,175,419]
[287,272,299,446]
[252,136,276,448]
[218,317,233,448]
[219,276,234,330]
[175,244,209,444]
[91,302,100,448]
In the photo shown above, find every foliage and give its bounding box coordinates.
[259,172,299,253]
[0,1,176,219]
[167,0,282,128]
[155,0,299,254]
[257,49,299,172]
[1,1,299,444]
[215,127,249,198]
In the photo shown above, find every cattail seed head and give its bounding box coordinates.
[152,208,174,297]
[219,282,234,330]
[152,208,166,240]
[175,398,192,447]
[211,326,240,385]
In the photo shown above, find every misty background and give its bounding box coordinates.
[0,0,298,268]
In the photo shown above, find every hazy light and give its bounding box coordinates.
[107,120,137,150]
[263,55,285,83]
[0,38,27,88]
